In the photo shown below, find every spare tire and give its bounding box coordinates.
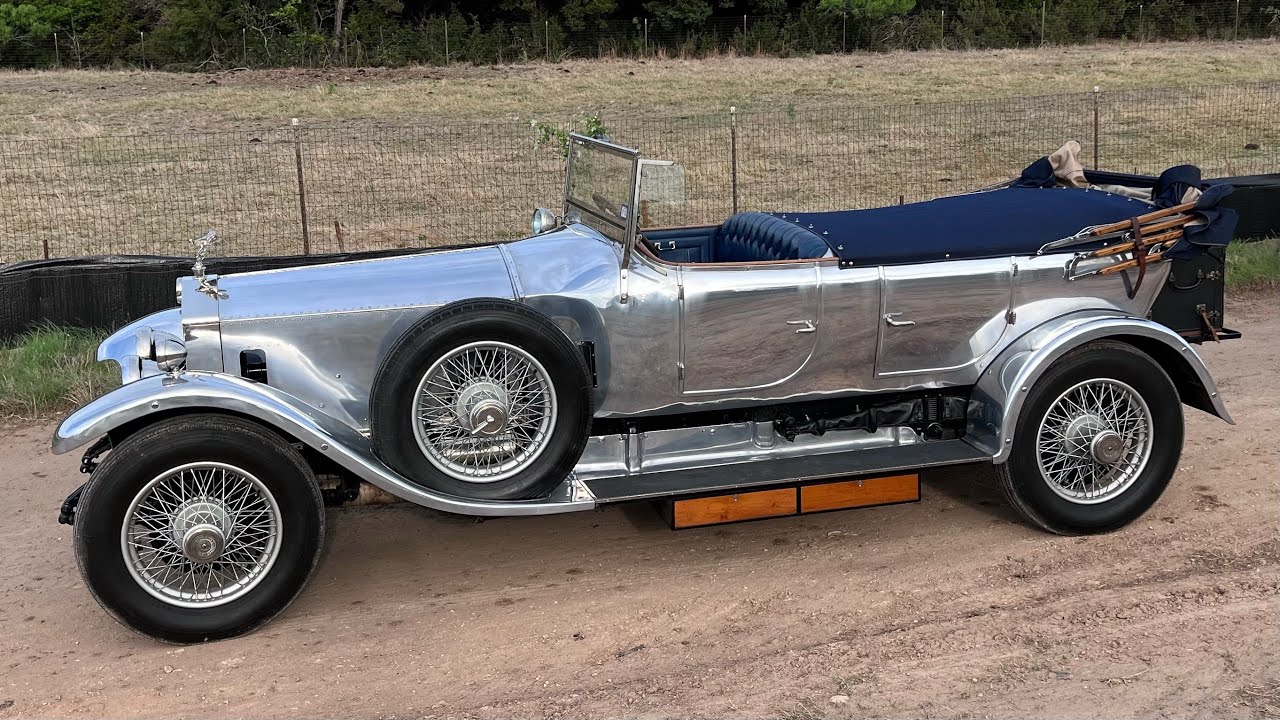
[370,298,593,501]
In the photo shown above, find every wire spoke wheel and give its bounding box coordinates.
[121,462,282,608]
[411,340,557,483]
[1035,378,1153,504]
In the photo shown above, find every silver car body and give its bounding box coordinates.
[54,135,1233,516]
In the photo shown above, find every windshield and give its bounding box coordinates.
[565,135,639,244]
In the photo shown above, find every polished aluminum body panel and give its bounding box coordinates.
[966,312,1233,463]
[213,245,518,429]
[678,263,821,393]
[878,258,1012,376]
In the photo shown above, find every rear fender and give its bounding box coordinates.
[968,313,1233,463]
[52,372,593,516]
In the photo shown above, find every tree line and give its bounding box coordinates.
[0,0,1274,69]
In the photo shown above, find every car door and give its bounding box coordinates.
[876,258,1013,376]
[678,263,821,394]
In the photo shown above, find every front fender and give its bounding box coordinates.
[968,313,1233,463]
[52,372,593,517]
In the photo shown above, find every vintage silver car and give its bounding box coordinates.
[52,134,1238,642]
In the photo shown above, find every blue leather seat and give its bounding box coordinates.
[714,212,832,262]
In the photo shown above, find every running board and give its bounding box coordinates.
[584,439,990,504]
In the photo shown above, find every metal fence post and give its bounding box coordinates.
[242,28,248,64]
[1092,86,1101,170]
[1234,0,1240,40]
[444,19,450,65]
[644,18,649,55]
[139,31,146,68]
[545,20,550,61]
[1138,4,1144,42]
[53,32,60,67]
[842,14,847,52]
[730,106,739,215]
[1040,1,1046,46]
[291,118,312,255]
[940,10,946,49]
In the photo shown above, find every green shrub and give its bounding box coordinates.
[0,326,116,419]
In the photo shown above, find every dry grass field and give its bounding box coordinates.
[3,40,1278,133]
[0,40,1277,261]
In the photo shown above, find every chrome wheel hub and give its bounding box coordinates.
[457,381,509,435]
[412,341,557,483]
[181,524,225,563]
[1090,430,1125,465]
[1036,378,1153,504]
[122,462,282,608]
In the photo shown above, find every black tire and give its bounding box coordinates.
[74,414,325,643]
[370,298,593,501]
[995,340,1184,535]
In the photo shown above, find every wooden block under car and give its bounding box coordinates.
[667,488,797,529]
[800,473,919,513]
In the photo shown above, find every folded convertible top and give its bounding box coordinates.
[773,186,1153,266]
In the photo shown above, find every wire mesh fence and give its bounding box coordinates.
[1,3,1277,70]
[0,81,1276,264]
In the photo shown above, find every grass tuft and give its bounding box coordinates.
[1227,238,1280,291]
[0,326,115,419]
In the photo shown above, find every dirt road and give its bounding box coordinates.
[2,296,1277,719]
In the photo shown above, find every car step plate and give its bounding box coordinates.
[584,438,989,504]
[661,473,924,529]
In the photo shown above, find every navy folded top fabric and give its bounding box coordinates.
[772,187,1151,265]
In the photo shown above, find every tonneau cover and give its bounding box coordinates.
[774,187,1152,266]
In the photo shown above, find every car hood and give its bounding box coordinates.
[212,243,518,322]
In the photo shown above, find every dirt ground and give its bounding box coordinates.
[1,296,1277,719]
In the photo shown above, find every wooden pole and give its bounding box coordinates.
[292,118,312,255]
[1088,201,1196,236]
[730,106,739,214]
[1092,86,1101,170]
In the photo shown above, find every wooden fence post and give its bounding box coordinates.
[730,106,739,215]
[1092,86,1101,170]
[292,118,312,255]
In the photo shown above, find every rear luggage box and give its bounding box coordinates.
[1149,245,1241,344]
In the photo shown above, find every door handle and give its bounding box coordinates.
[883,312,916,327]
[787,320,816,334]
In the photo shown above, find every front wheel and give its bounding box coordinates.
[996,340,1184,535]
[74,414,325,643]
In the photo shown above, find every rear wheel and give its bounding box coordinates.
[74,414,325,643]
[996,341,1183,535]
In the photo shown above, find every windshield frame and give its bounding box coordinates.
[563,133,673,271]
[564,133,640,248]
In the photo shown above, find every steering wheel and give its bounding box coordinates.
[591,192,623,221]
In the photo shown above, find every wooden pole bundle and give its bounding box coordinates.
[1038,199,1198,256]
[1086,200,1195,237]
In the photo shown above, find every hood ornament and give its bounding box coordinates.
[187,230,227,299]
